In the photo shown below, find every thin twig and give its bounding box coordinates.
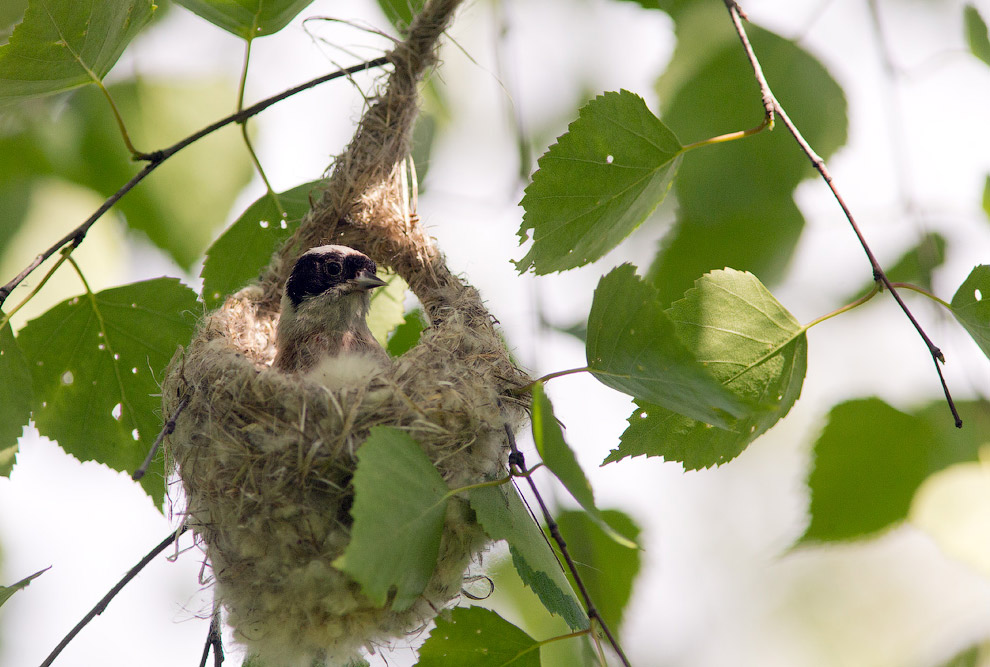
[133,395,189,481]
[0,56,390,310]
[722,0,962,428]
[40,525,190,667]
[502,424,631,667]
[198,601,224,667]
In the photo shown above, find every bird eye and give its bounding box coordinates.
[326,261,342,276]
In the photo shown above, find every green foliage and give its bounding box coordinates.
[951,265,990,359]
[802,399,990,543]
[335,426,450,611]
[983,174,990,219]
[0,0,154,105]
[0,79,253,269]
[555,509,641,633]
[470,482,588,631]
[531,383,637,547]
[201,182,317,307]
[15,278,199,505]
[416,606,540,667]
[366,272,408,347]
[386,308,426,357]
[0,567,48,608]
[607,268,807,469]
[0,0,27,42]
[965,4,990,66]
[586,264,748,429]
[516,90,682,274]
[377,0,426,32]
[649,5,847,304]
[173,0,315,39]
[0,314,31,473]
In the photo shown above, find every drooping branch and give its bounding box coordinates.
[723,0,962,427]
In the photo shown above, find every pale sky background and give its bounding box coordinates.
[2,0,990,665]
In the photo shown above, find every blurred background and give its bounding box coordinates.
[2,0,990,665]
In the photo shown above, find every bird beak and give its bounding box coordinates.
[352,270,388,291]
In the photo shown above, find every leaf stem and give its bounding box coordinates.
[723,0,961,428]
[802,282,882,331]
[0,56,390,309]
[0,246,74,332]
[95,80,142,158]
[236,35,287,220]
[512,366,592,394]
[681,115,771,152]
[889,282,952,310]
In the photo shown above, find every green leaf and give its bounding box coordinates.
[416,606,540,667]
[470,483,588,631]
[555,510,641,633]
[0,0,154,104]
[951,265,990,359]
[803,399,933,543]
[335,426,449,611]
[16,278,199,505]
[367,272,408,348]
[377,0,426,32]
[173,0,315,39]
[386,308,426,357]
[586,264,748,429]
[0,0,28,44]
[965,4,990,66]
[201,182,316,307]
[804,398,990,544]
[531,384,637,547]
[606,269,807,469]
[516,90,683,274]
[0,314,32,473]
[982,174,990,220]
[0,567,49,608]
[649,7,847,304]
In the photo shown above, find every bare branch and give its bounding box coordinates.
[723,0,962,428]
[40,525,190,667]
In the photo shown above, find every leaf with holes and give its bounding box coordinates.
[173,0,315,39]
[0,0,154,104]
[516,90,683,274]
[952,265,990,359]
[201,182,318,307]
[587,264,748,429]
[16,278,199,505]
[335,427,449,611]
[605,269,806,469]
[0,315,32,475]
[470,483,588,631]
[416,606,541,667]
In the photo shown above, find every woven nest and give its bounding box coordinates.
[160,0,530,664]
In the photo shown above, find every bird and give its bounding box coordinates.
[273,245,390,387]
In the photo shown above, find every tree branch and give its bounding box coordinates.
[503,424,631,667]
[723,0,962,428]
[0,56,390,310]
[40,525,190,667]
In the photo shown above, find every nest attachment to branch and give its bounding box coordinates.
[160,0,529,664]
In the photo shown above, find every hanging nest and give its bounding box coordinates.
[160,0,530,664]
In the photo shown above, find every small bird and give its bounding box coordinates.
[273,245,389,383]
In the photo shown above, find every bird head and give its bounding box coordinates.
[274,245,388,371]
